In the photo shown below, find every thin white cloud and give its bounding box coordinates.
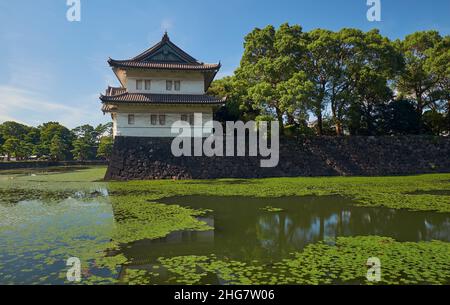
[0,85,108,128]
[161,18,174,32]
[145,18,176,46]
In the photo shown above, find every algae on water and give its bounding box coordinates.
[0,167,449,285]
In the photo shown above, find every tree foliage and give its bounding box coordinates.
[236,24,313,133]
[0,121,114,161]
[37,122,74,159]
[97,136,114,161]
[212,25,449,136]
[395,31,450,118]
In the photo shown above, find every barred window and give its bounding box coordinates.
[128,114,135,125]
[150,114,157,125]
[159,115,166,125]
[166,80,173,91]
[174,80,181,91]
[181,114,188,122]
[145,80,151,90]
[136,80,143,90]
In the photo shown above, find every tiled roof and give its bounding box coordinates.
[106,86,126,96]
[108,32,221,72]
[100,91,226,105]
[108,59,221,71]
[132,32,199,63]
[101,104,117,113]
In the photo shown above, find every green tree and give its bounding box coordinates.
[303,29,403,135]
[72,125,98,144]
[71,125,97,161]
[423,110,447,135]
[347,30,404,135]
[379,100,421,135]
[301,29,338,135]
[446,101,450,134]
[97,136,114,161]
[0,134,4,158]
[395,31,450,121]
[208,76,249,122]
[236,23,313,133]
[0,122,39,160]
[94,123,113,140]
[25,128,41,146]
[49,135,69,161]
[71,138,93,161]
[0,121,30,141]
[38,122,74,159]
[2,137,21,161]
[16,141,33,160]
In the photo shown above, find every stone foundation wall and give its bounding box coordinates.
[105,136,450,180]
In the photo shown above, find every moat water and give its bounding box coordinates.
[0,167,449,284]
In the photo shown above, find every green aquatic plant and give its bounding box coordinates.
[109,195,212,244]
[0,196,212,284]
[158,236,450,285]
[0,167,213,284]
[0,167,449,285]
[107,173,450,212]
[3,166,450,212]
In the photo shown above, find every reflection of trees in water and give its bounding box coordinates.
[255,205,450,259]
[118,195,450,264]
[255,205,342,258]
[423,218,450,241]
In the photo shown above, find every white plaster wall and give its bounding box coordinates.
[126,71,205,94]
[112,105,214,138]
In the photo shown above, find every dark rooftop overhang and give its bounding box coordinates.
[100,91,226,109]
[108,59,221,71]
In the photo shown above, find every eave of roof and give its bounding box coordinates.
[100,92,226,106]
[107,59,221,71]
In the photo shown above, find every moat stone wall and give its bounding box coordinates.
[104,136,450,180]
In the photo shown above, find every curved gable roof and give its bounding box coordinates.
[108,32,220,71]
[131,32,199,64]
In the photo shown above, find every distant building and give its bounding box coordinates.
[100,33,224,138]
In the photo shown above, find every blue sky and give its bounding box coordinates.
[0,0,449,128]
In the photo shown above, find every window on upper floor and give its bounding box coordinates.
[174,80,181,91]
[181,114,188,122]
[136,80,143,90]
[166,80,173,91]
[150,114,157,125]
[159,115,166,125]
[128,114,135,125]
[189,114,195,126]
[145,80,151,90]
